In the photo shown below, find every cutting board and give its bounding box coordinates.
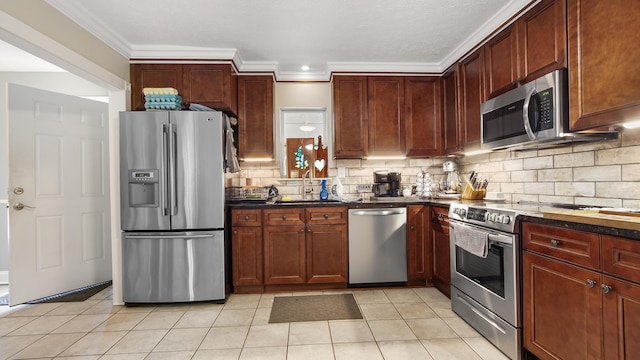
[543,209,640,231]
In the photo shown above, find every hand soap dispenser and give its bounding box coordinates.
[320,179,329,200]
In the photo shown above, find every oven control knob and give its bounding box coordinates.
[487,213,496,222]
[502,216,511,224]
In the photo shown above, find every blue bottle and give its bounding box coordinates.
[319,179,329,200]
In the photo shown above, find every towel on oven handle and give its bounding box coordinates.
[454,225,488,258]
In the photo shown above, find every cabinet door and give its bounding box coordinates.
[517,0,566,83]
[182,64,237,115]
[484,24,519,99]
[459,49,485,150]
[130,64,183,111]
[333,76,368,158]
[442,65,461,155]
[431,207,450,297]
[602,276,640,360]
[306,225,348,283]
[263,225,306,284]
[368,77,405,155]
[407,205,430,283]
[237,75,274,160]
[568,0,640,131]
[231,226,263,286]
[405,77,442,157]
[523,252,603,360]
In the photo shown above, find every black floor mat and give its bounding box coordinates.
[26,281,112,304]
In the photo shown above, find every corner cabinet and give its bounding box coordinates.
[405,77,442,157]
[522,221,640,360]
[568,0,640,131]
[237,75,274,160]
[431,206,450,298]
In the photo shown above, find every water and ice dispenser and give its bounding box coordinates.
[128,170,159,207]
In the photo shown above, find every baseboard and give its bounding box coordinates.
[0,271,7,285]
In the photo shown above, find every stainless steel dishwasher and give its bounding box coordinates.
[348,207,407,285]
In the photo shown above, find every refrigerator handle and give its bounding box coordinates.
[162,124,170,216]
[124,234,215,239]
[170,123,178,216]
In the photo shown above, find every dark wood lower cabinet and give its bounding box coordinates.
[523,251,602,360]
[231,227,263,287]
[431,207,450,298]
[263,225,306,284]
[407,205,430,285]
[603,276,640,360]
[306,225,348,283]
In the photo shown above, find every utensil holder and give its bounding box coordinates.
[461,181,486,200]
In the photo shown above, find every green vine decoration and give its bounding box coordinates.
[294,146,309,170]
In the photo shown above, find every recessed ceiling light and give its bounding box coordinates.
[301,65,310,71]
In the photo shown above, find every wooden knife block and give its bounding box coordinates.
[461,181,486,200]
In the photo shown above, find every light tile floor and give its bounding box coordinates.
[0,286,510,360]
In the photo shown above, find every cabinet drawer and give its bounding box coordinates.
[522,222,600,270]
[231,209,262,227]
[602,236,640,282]
[306,207,347,225]
[263,208,305,226]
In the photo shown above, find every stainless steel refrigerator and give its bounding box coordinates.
[120,111,228,303]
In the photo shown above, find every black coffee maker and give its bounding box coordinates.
[373,170,401,197]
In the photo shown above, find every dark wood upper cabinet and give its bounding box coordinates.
[182,64,237,115]
[442,64,461,155]
[484,24,519,99]
[484,0,566,100]
[517,0,567,83]
[405,77,441,157]
[368,76,405,156]
[333,76,368,158]
[459,48,485,150]
[237,75,274,160]
[130,64,183,111]
[568,0,640,131]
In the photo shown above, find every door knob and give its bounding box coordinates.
[13,203,35,211]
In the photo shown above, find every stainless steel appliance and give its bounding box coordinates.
[372,171,401,197]
[348,207,407,284]
[449,203,522,360]
[120,111,228,304]
[480,69,617,151]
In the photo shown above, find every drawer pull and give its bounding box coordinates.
[282,215,287,220]
[601,284,612,294]
[324,214,329,219]
[299,229,305,233]
[244,215,249,221]
[550,239,560,248]
[586,279,596,288]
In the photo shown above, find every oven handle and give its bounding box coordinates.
[449,220,514,245]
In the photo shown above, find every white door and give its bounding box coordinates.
[7,83,112,306]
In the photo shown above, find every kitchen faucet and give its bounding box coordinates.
[302,169,312,200]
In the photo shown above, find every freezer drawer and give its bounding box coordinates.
[122,230,226,303]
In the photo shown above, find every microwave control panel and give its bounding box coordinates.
[536,88,554,131]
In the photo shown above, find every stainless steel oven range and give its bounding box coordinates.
[448,203,522,360]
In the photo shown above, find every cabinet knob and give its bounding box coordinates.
[550,239,560,248]
[324,214,329,219]
[518,77,524,83]
[244,215,249,221]
[586,279,596,288]
[233,230,237,235]
[299,228,305,233]
[282,215,287,220]
[601,284,612,294]
[410,225,415,231]
[437,214,444,221]
[511,81,517,87]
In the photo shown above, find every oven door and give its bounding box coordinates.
[449,220,519,326]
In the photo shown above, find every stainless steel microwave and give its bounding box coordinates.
[481,69,569,150]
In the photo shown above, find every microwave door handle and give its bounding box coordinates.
[522,87,537,140]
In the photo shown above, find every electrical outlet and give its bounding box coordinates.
[356,184,373,193]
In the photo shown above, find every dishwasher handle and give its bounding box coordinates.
[351,209,405,216]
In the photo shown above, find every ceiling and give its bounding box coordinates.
[8,0,535,81]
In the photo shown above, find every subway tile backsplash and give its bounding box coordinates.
[230,127,640,207]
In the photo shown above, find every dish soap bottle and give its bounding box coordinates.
[319,179,329,200]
